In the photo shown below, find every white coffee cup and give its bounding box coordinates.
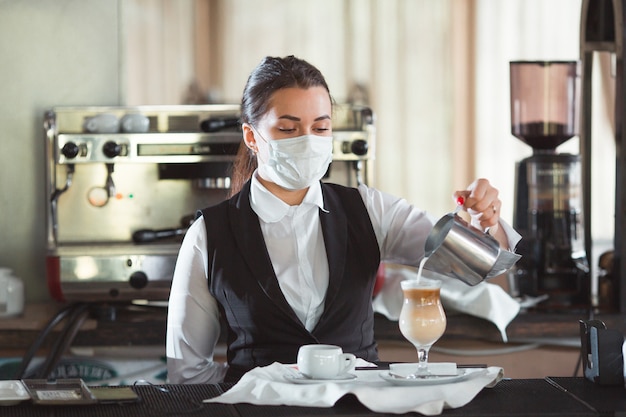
[83,113,120,133]
[120,113,150,133]
[297,344,356,379]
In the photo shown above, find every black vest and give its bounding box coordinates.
[200,181,381,382]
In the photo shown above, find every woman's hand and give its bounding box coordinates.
[453,178,507,247]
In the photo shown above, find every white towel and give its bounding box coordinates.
[204,362,503,415]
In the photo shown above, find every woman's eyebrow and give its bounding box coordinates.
[277,114,331,122]
[277,115,300,121]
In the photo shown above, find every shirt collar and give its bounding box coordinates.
[250,171,328,223]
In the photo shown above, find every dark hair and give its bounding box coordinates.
[229,55,332,196]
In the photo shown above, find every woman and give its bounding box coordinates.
[166,55,520,384]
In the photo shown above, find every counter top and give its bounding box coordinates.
[6,377,626,416]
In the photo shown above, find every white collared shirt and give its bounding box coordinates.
[249,175,329,331]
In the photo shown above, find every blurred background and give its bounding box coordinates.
[0,0,614,302]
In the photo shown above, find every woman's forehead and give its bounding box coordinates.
[265,87,332,121]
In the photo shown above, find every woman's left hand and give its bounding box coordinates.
[453,178,501,234]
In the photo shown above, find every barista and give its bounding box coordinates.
[166,55,521,383]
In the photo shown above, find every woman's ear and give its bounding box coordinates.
[242,123,257,152]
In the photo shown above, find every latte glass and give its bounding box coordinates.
[398,278,447,377]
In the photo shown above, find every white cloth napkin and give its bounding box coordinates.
[372,266,520,342]
[204,362,503,415]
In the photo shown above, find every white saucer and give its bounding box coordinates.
[0,381,30,406]
[379,369,471,386]
[283,373,357,384]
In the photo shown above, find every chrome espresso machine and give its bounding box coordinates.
[45,105,375,302]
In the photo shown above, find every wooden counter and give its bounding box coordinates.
[1,302,623,353]
[0,303,167,355]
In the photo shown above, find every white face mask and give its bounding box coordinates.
[256,133,333,190]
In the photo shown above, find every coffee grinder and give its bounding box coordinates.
[510,61,590,310]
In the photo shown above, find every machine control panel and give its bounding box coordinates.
[57,131,372,164]
[56,133,242,164]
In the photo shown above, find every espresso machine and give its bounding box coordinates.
[510,61,590,310]
[44,104,376,303]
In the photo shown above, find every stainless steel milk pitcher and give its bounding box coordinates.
[423,213,521,286]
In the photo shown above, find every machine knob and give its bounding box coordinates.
[129,271,148,289]
[61,142,80,159]
[350,139,368,156]
[102,141,122,158]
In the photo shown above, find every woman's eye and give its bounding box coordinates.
[278,128,296,133]
[314,127,330,133]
